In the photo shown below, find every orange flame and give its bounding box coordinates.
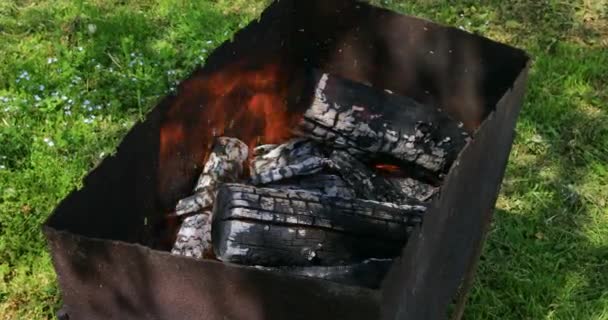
[375,164,402,174]
[168,62,294,148]
[158,62,299,209]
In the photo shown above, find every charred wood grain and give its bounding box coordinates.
[249,138,330,185]
[388,177,438,202]
[212,184,426,267]
[250,138,324,176]
[296,71,469,178]
[329,150,419,205]
[267,174,356,199]
[171,212,213,259]
[174,137,248,216]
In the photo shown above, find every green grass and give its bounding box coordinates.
[0,0,606,319]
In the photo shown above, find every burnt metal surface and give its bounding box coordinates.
[43,0,530,319]
[381,63,531,320]
[45,227,380,320]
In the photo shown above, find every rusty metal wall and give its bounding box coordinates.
[381,65,530,320]
[45,227,380,320]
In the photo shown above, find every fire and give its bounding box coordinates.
[158,62,298,210]
[204,63,292,144]
[375,164,402,175]
[162,62,295,150]
[161,64,295,156]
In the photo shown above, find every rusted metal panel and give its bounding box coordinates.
[45,227,379,320]
[43,0,530,319]
[381,63,531,320]
[448,65,531,320]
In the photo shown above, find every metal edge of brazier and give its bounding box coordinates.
[380,61,531,320]
[43,226,380,320]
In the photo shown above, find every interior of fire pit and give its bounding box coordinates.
[47,0,528,288]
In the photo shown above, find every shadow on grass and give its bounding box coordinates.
[467,43,608,318]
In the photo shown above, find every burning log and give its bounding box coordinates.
[389,177,438,202]
[296,71,469,179]
[268,174,356,199]
[174,137,248,216]
[250,138,323,174]
[212,184,426,267]
[249,138,330,185]
[249,156,330,185]
[258,258,393,289]
[171,212,212,259]
[328,150,417,204]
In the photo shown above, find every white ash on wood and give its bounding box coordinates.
[296,71,469,178]
[388,177,438,202]
[212,184,426,267]
[328,150,420,205]
[174,137,248,216]
[249,138,330,185]
[171,212,212,259]
[267,174,356,199]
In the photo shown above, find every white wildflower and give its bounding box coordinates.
[87,24,97,34]
[43,137,55,147]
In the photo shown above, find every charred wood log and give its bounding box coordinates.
[267,174,356,199]
[388,177,438,202]
[257,258,393,289]
[250,138,323,175]
[249,138,330,185]
[171,212,212,259]
[249,156,330,185]
[328,150,418,204]
[296,71,469,179]
[175,137,248,216]
[212,184,426,267]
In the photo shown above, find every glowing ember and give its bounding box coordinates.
[375,164,402,174]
